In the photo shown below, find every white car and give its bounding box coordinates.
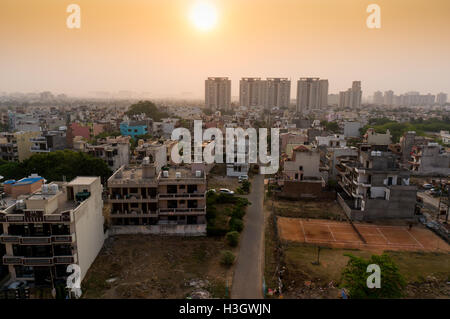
[219,188,234,195]
[238,175,249,182]
[8,280,27,290]
[422,183,433,190]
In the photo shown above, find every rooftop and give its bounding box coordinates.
[68,176,98,186]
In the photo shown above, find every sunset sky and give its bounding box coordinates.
[1,0,449,98]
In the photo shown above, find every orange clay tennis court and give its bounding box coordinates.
[277,217,450,252]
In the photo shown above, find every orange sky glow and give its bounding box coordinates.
[0,0,449,98]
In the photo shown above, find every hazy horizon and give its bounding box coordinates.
[1,0,449,98]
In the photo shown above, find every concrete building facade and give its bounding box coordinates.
[205,77,231,111]
[296,78,328,114]
[0,177,104,285]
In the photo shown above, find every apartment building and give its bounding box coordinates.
[30,130,67,153]
[263,78,291,109]
[364,128,392,145]
[205,77,231,111]
[384,90,394,106]
[343,121,363,138]
[106,158,207,236]
[373,91,384,105]
[399,131,429,164]
[133,140,167,168]
[409,143,450,176]
[239,77,264,107]
[0,176,104,285]
[0,131,40,162]
[225,135,250,177]
[339,81,362,108]
[84,136,130,171]
[436,92,448,106]
[316,134,347,148]
[120,120,150,139]
[336,145,417,221]
[296,78,328,114]
[279,145,329,199]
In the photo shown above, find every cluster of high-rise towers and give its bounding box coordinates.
[205,77,362,114]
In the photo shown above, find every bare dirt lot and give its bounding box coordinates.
[207,164,240,192]
[82,235,235,299]
[271,199,346,220]
[277,217,450,252]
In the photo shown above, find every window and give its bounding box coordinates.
[388,177,393,186]
[299,166,303,171]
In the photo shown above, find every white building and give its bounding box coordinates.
[0,177,105,285]
[316,134,347,148]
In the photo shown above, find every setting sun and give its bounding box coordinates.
[189,1,218,31]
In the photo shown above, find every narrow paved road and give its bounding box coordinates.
[231,174,265,299]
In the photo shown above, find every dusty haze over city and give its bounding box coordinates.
[1,0,449,98]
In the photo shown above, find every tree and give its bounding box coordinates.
[0,150,112,183]
[320,121,340,133]
[341,254,406,299]
[220,250,236,266]
[229,218,244,232]
[241,180,251,193]
[125,100,169,121]
[225,231,240,247]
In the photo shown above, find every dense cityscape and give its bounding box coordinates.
[0,0,449,313]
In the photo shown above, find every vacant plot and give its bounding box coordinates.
[281,243,450,298]
[278,217,450,252]
[208,169,241,191]
[82,235,234,299]
[271,199,346,220]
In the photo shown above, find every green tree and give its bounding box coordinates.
[320,121,340,133]
[229,218,244,232]
[225,231,240,247]
[241,180,251,193]
[341,254,406,299]
[125,100,170,121]
[0,150,112,183]
[220,250,236,266]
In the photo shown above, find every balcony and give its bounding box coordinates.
[20,236,52,245]
[0,234,74,245]
[158,208,206,216]
[158,193,205,199]
[3,256,23,265]
[23,257,54,266]
[107,194,158,203]
[52,234,75,243]
[54,255,76,264]
[0,235,20,244]
[110,210,158,218]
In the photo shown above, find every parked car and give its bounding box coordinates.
[219,188,234,195]
[422,183,433,190]
[8,281,27,290]
[238,175,249,182]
